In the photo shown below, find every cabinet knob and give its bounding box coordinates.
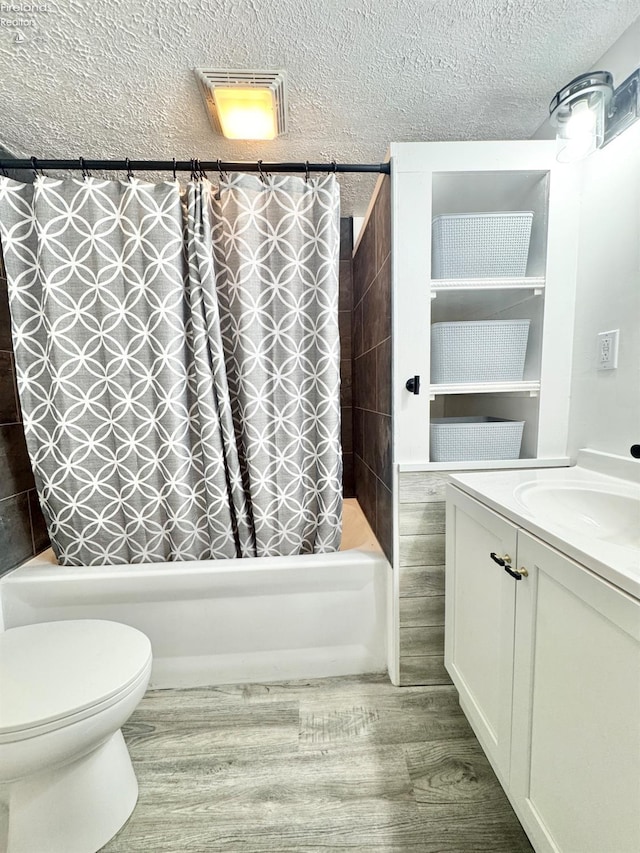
[519,566,529,577]
[405,375,420,395]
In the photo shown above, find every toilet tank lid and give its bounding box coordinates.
[0,620,152,734]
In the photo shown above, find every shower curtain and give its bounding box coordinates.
[0,172,342,565]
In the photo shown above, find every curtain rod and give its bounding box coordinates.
[0,158,391,176]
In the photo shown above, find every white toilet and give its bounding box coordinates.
[0,620,152,853]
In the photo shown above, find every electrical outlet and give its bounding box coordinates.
[597,329,619,370]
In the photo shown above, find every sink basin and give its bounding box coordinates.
[514,481,640,548]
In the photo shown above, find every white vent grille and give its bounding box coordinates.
[194,68,288,136]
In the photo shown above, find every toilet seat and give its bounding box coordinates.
[0,620,152,741]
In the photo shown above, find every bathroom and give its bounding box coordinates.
[0,3,639,851]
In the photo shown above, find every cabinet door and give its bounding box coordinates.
[511,531,640,853]
[444,486,519,781]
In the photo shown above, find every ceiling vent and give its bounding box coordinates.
[194,68,288,139]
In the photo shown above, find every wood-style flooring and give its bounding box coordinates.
[102,673,533,852]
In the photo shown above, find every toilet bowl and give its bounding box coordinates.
[0,620,152,853]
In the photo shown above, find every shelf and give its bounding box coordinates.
[430,278,545,322]
[429,380,540,400]
[431,276,545,294]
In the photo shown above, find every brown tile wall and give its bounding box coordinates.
[352,177,392,560]
[0,245,50,578]
[339,217,355,498]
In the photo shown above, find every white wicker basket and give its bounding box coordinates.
[432,211,534,279]
[430,417,524,462]
[431,320,530,384]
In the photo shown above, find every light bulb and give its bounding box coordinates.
[564,101,597,138]
[555,96,605,163]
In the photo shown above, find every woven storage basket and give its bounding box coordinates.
[430,417,524,462]
[432,211,534,279]
[431,319,530,384]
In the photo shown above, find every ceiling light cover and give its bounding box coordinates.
[212,87,277,140]
[195,69,288,140]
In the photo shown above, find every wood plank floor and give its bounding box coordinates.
[102,673,533,852]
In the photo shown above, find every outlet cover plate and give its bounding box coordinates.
[597,329,619,370]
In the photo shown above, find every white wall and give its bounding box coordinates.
[560,18,640,460]
[567,118,640,459]
[592,14,640,81]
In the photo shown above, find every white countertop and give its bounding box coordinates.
[448,450,640,600]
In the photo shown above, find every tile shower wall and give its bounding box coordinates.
[339,217,355,498]
[352,178,392,560]
[0,246,49,577]
[0,213,355,577]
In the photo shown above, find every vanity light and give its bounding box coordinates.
[195,69,288,140]
[549,68,640,162]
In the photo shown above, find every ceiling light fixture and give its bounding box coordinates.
[195,69,288,141]
[549,68,639,162]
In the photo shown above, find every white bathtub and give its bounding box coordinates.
[0,500,391,688]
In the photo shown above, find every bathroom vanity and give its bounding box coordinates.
[444,451,640,853]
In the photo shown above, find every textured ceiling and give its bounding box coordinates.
[0,0,639,215]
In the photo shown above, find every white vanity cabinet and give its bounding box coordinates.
[443,486,518,781]
[511,529,640,853]
[445,486,640,853]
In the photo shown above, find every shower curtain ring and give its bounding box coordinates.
[190,158,198,182]
[197,158,207,180]
[0,164,8,178]
[126,157,134,181]
[257,160,271,182]
[79,157,91,179]
[31,156,44,177]
[172,157,177,181]
[331,160,337,174]
[304,161,310,182]
[217,159,227,179]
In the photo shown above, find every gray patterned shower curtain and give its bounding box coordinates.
[0,173,342,565]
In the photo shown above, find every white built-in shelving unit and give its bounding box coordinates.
[391,141,581,469]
